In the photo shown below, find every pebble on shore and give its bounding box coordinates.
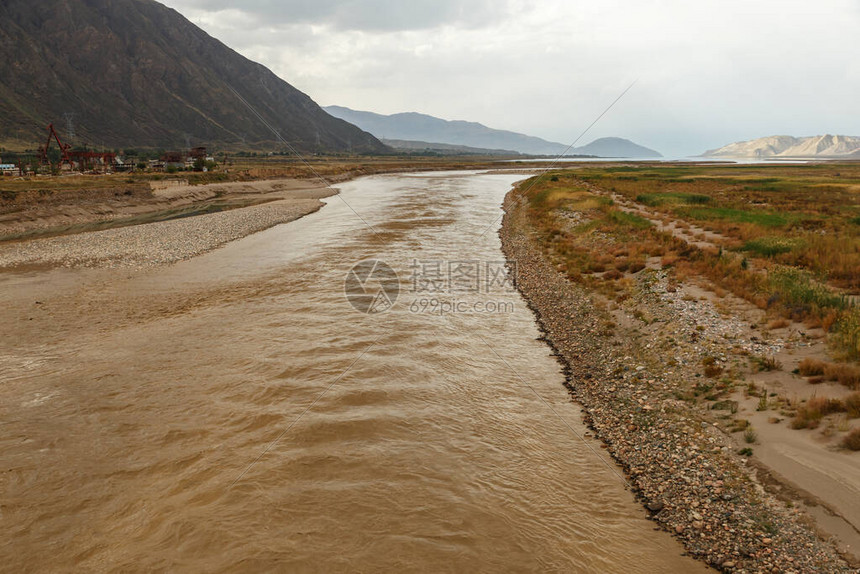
[0,199,324,270]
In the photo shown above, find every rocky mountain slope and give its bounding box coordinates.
[0,0,385,152]
[704,135,860,158]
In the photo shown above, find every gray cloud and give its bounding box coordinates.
[162,0,860,157]
[169,0,512,31]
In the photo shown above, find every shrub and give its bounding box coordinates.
[832,308,860,362]
[846,393,860,418]
[791,396,846,429]
[842,428,860,450]
[798,358,826,377]
[823,363,860,390]
[702,356,723,378]
[753,356,782,372]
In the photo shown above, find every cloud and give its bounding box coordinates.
[161,0,860,157]
[167,0,514,31]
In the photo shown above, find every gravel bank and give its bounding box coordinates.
[499,193,853,573]
[0,198,324,269]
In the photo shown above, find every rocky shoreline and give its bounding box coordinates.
[499,192,854,573]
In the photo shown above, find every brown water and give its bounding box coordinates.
[0,172,708,572]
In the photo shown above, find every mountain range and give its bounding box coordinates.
[0,0,385,152]
[324,106,662,158]
[703,135,860,158]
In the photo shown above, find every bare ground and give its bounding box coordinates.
[0,178,335,269]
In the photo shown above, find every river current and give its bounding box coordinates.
[0,171,707,572]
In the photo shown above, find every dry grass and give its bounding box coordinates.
[753,355,782,372]
[824,363,860,389]
[519,164,860,365]
[790,393,860,429]
[790,397,847,429]
[561,164,860,361]
[798,358,826,376]
[846,393,860,418]
[519,173,684,300]
[797,359,860,390]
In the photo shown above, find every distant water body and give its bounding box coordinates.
[505,156,819,164]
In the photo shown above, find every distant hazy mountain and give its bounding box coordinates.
[325,106,661,158]
[571,137,662,158]
[704,135,860,158]
[0,0,385,152]
[381,139,524,156]
[325,106,568,155]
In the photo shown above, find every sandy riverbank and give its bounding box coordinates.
[500,192,854,572]
[0,180,335,269]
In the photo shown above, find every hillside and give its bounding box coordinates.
[703,135,860,158]
[0,0,385,152]
[325,106,661,157]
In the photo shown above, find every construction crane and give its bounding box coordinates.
[37,123,117,172]
[38,123,72,170]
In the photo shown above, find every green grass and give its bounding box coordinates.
[530,186,552,207]
[742,236,805,257]
[768,267,849,311]
[607,210,652,229]
[636,192,711,207]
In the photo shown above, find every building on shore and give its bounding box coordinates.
[0,163,19,176]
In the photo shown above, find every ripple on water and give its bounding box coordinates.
[0,172,710,573]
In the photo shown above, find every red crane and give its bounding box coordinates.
[37,123,117,172]
[38,123,72,169]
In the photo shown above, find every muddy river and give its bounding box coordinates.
[0,172,708,571]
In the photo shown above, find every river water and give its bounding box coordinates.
[0,172,707,572]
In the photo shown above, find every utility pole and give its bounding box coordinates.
[63,112,75,143]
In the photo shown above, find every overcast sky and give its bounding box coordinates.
[161,0,860,157]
